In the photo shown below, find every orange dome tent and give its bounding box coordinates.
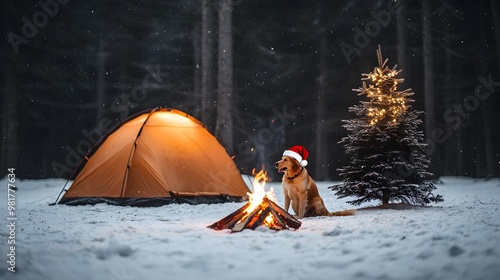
[57,108,249,206]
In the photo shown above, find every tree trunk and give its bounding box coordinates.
[422,1,436,174]
[201,0,215,128]
[491,0,500,73]
[382,189,389,205]
[396,4,407,72]
[443,3,453,176]
[315,33,328,180]
[193,24,202,118]
[215,0,234,153]
[1,3,19,177]
[1,69,19,175]
[481,102,494,178]
[456,132,463,175]
[96,40,106,126]
[490,0,500,177]
[481,0,496,178]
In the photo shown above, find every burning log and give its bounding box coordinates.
[208,197,301,232]
[209,169,301,233]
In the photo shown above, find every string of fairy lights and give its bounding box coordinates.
[360,61,407,126]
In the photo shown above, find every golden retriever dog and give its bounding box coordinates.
[275,155,355,219]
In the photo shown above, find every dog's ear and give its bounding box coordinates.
[290,157,301,173]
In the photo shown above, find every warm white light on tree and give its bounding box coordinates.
[331,46,443,206]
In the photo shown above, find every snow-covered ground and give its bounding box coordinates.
[1,176,499,280]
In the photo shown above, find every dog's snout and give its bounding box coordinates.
[274,161,279,168]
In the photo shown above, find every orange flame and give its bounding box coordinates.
[263,212,280,228]
[243,169,280,228]
[244,169,276,213]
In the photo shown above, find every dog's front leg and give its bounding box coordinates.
[283,187,291,213]
[297,192,306,219]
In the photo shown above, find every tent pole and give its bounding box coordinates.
[49,156,89,206]
[49,179,70,206]
[119,108,159,204]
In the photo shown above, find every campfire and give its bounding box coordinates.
[208,169,301,232]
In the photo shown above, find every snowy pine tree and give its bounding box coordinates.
[330,47,443,206]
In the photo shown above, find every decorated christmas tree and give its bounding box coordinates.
[330,47,443,206]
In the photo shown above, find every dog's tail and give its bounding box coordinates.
[328,209,356,216]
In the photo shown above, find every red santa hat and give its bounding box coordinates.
[282,145,309,167]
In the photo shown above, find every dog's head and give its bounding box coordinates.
[275,155,301,174]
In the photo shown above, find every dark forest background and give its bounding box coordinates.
[1,0,499,181]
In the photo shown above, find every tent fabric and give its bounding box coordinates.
[59,108,249,206]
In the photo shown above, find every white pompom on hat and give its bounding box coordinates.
[282,145,309,167]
